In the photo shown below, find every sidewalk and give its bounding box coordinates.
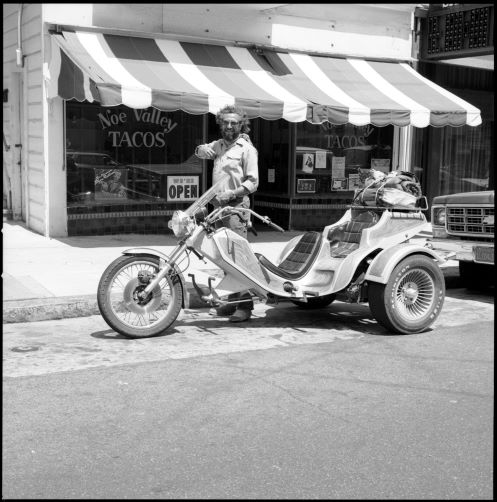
[2,220,304,323]
[2,220,449,324]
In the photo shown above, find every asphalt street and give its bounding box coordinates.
[2,280,494,499]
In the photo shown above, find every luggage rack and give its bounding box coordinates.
[349,196,429,212]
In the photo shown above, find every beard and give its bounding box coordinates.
[221,128,239,142]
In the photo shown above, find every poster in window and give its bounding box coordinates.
[167,175,199,202]
[371,158,390,173]
[95,168,128,200]
[315,151,327,169]
[297,178,316,193]
[302,153,314,173]
[332,156,346,178]
[348,174,362,190]
[331,178,348,191]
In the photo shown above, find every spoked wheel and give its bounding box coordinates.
[97,254,183,338]
[368,254,445,334]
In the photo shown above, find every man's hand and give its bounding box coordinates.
[215,190,235,205]
[195,145,216,159]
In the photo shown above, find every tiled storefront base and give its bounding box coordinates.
[255,194,354,231]
[67,196,355,235]
[67,207,177,236]
[68,214,174,235]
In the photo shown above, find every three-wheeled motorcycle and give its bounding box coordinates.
[97,173,446,338]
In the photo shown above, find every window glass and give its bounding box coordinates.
[203,115,289,195]
[295,122,394,195]
[411,127,426,189]
[440,122,493,194]
[253,118,289,194]
[65,101,203,207]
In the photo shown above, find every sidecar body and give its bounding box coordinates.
[191,203,446,334]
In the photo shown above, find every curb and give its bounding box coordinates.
[3,265,460,324]
[2,287,208,324]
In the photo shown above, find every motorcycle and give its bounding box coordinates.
[97,174,446,338]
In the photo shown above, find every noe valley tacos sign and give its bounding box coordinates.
[98,108,178,148]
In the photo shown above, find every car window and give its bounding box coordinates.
[70,154,118,166]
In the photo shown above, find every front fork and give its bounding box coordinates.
[137,241,188,300]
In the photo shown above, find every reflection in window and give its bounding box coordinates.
[253,118,290,194]
[65,101,203,207]
[440,123,492,195]
[295,122,394,195]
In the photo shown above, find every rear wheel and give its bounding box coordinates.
[97,255,183,338]
[368,254,445,334]
[291,293,336,309]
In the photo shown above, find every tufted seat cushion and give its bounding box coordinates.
[328,211,379,258]
[256,231,322,280]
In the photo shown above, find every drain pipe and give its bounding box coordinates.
[16,3,24,67]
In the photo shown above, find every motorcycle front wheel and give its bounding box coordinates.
[97,254,183,338]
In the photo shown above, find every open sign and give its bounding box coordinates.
[167,175,199,202]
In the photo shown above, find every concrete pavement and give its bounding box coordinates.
[2,219,450,324]
[2,220,305,323]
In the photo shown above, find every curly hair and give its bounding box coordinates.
[215,104,251,134]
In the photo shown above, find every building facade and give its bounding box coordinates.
[413,4,494,205]
[3,4,488,237]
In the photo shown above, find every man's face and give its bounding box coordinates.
[220,113,242,142]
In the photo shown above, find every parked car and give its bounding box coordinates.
[429,190,494,289]
[67,151,165,203]
[66,151,124,202]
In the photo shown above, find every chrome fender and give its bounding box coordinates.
[122,247,186,306]
[365,243,445,284]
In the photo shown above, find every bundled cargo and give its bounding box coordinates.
[354,170,422,208]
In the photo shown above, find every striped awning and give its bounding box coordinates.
[46,30,482,128]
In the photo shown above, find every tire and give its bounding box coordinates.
[97,254,184,338]
[368,254,445,334]
[291,293,336,309]
[459,261,494,290]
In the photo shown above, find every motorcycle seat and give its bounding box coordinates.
[256,231,323,280]
[327,210,379,258]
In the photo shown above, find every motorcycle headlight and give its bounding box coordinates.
[432,206,446,227]
[168,210,194,238]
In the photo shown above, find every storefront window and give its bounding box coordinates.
[440,122,493,195]
[253,118,290,195]
[65,101,203,207]
[294,122,394,195]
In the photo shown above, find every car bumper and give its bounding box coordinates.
[427,238,494,265]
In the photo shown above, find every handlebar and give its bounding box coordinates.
[208,206,285,232]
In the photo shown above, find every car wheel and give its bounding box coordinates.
[368,254,445,334]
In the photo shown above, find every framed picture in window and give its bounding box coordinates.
[296,178,316,193]
[331,178,348,191]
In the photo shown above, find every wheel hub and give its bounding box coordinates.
[123,278,162,314]
[401,282,419,305]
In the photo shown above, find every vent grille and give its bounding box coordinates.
[447,206,494,237]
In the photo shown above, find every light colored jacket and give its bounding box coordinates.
[195,136,259,195]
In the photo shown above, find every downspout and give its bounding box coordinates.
[17,4,24,67]
[17,3,26,225]
[3,133,13,219]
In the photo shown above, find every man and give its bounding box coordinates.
[195,105,259,322]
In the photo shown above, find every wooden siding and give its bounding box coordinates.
[22,4,44,233]
[3,3,45,232]
[2,5,17,156]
